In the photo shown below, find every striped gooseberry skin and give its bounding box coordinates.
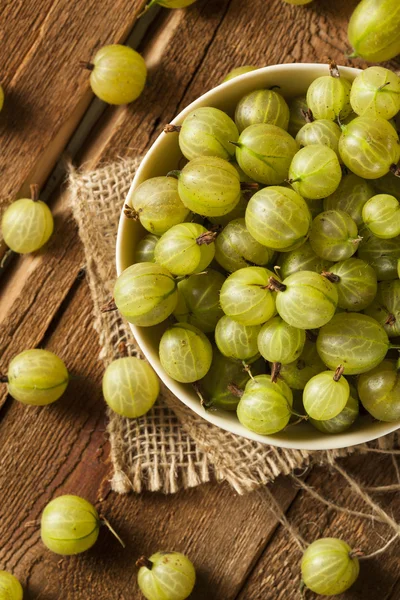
[323,173,375,226]
[215,316,261,362]
[177,156,241,217]
[362,194,400,239]
[358,359,400,422]
[41,495,100,555]
[257,316,306,364]
[364,280,400,338]
[350,67,400,120]
[222,65,257,83]
[234,123,298,185]
[245,186,311,251]
[289,145,342,200]
[102,357,159,418]
[114,263,178,327]
[135,234,159,263]
[357,227,400,281]
[129,177,190,235]
[338,116,400,179]
[309,386,359,434]
[277,241,333,279]
[303,371,350,420]
[348,0,400,62]
[0,571,23,600]
[199,351,264,411]
[288,96,308,136]
[173,269,225,333]
[2,198,54,254]
[306,75,352,121]
[90,45,146,105]
[296,119,341,158]
[137,551,196,600]
[215,218,274,273]
[278,339,326,390]
[237,374,293,435]
[159,323,212,383]
[273,271,338,329]
[317,313,389,375]
[154,223,215,276]
[327,258,378,311]
[178,107,239,161]
[220,267,277,326]
[7,349,69,406]
[309,210,360,262]
[234,89,290,133]
[301,538,359,595]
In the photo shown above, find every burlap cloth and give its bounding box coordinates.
[68,158,399,497]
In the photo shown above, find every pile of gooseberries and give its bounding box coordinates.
[110,61,400,444]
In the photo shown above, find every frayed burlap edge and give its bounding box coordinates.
[68,157,397,496]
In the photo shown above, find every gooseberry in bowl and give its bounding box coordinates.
[116,63,400,450]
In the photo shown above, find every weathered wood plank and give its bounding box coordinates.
[0,0,147,207]
[0,277,299,599]
[236,454,400,599]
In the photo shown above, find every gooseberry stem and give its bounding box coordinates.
[301,108,314,123]
[166,170,181,179]
[242,362,254,380]
[192,381,207,407]
[321,271,341,284]
[350,236,363,245]
[240,182,259,192]
[267,276,287,293]
[30,184,40,202]
[101,298,117,313]
[196,229,219,245]
[123,204,140,220]
[377,82,391,92]
[0,374,8,383]
[389,344,400,350]
[271,362,282,383]
[101,516,126,548]
[227,383,244,398]
[385,314,396,327]
[79,61,95,71]
[328,59,340,78]
[229,141,241,148]
[390,163,400,178]
[333,364,344,381]
[164,124,182,134]
[136,556,153,570]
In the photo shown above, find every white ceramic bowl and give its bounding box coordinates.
[117,63,400,450]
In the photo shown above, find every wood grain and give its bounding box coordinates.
[0,0,399,598]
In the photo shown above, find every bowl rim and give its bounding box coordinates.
[116,62,400,451]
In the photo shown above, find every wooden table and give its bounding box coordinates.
[0,1,399,598]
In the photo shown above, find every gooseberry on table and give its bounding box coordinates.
[137,552,196,600]
[1,184,54,254]
[82,45,147,105]
[2,349,69,406]
[0,571,23,600]
[41,495,100,555]
[301,538,360,595]
[348,0,400,63]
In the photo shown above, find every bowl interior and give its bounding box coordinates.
[117,63,400,450]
